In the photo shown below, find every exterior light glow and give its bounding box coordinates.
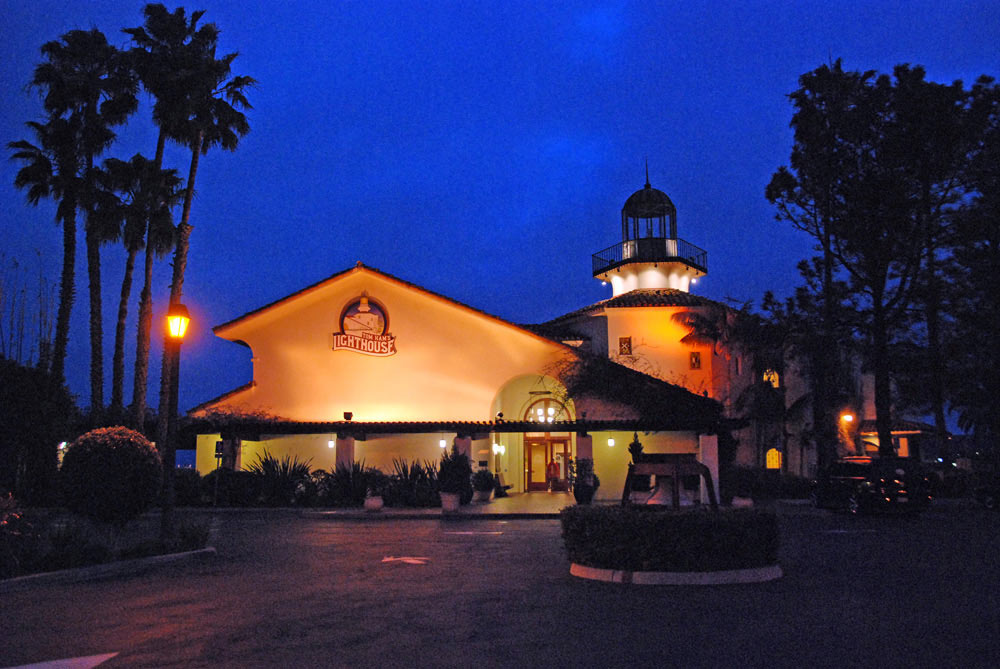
[608,438,615,447]
[499,445,506,455]
[492,443,500,454]
[841,413,855,423]
[328,439,335,449]
[439,439,447,449]
[166,303,190,339]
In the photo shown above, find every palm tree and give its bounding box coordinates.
[97,155,181,417]
[127,4,254,541]
[8,117,82,389]
[31,29,138,413]
[123,4,225,427]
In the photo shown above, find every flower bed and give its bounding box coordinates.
[560,505,779,573]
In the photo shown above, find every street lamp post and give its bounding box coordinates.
[160,302,190,543]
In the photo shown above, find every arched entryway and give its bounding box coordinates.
[523,397,571,491]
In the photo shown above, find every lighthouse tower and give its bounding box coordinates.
[592,175,707,297]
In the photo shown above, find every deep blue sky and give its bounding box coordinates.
[2,1,998,413]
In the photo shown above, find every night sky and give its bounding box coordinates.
[2,1,998,413]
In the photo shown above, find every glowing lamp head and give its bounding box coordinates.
[439,439,447,449]
[166,303,191,340]
[607,438,615,447]
[841,412,855,424]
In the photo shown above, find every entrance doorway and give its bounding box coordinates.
[523,397,572,492]
[525,438,570,491]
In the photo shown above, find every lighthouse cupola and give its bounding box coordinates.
[592,173,707,296]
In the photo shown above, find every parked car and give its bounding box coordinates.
[812,456,932,514]
[974,475,1000,510]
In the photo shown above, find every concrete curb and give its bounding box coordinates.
[569,562,783,585]
[0,547,216,594]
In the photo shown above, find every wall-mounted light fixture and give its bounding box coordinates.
[439,439,447,449]
[608,438,616,447]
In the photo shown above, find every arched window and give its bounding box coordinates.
[523,397,569,424]
[765,447,782,470]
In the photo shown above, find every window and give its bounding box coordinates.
[765,448,782,470]
[524,398,568,424]
[763,369,780,388]
[619,336,632,356]
[689,352,701,370]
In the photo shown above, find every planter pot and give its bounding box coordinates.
[440,491,461,512]
[364,495,384,512]
[573,485,596,505]
[472,489,492,503]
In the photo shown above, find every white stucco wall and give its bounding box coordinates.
[200,267,576,422]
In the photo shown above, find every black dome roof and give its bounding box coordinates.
[623,181,676,219]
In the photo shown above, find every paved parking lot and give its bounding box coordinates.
[3,501,999,668]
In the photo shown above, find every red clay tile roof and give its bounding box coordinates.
[534,289,728,334]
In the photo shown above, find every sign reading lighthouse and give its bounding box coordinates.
[332,295,397,356]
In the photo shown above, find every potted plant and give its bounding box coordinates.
[471,469,495,503]
[438,444,472,512]
[572,457,600,505]
[363,483,384,512]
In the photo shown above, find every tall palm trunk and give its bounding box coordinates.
[51,202,77,390]
[132,130,167,429]
[158,129,202,543]
[110,245,138,413]
[85,218,104,413]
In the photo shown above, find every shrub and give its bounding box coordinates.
[246,449,313,506]
[118,518,210,559]
[59,427,162,527]
[472,469,495,492]
[438,445,472,503]
[384,459,439,507]
[1,494,43,579]
[202,468,261,506]
[176,518,211,551]
[38,520,112,571]
[174,468,204,507]
[560,505,780,572]
[0,357,76,505]
[320,461,382,507]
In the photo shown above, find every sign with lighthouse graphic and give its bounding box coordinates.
[332,294,397,356]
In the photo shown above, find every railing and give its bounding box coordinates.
[592,237,708,275]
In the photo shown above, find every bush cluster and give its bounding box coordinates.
[1,500,211,580]
[60,427,162,527]
[560,505,780,572]
[186,455,468,508]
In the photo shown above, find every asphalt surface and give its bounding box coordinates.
[3,501,999,668]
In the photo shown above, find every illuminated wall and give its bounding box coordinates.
[604,306,715,395]
[197,266,575,422]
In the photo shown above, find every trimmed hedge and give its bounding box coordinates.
[560,505,779,572]
[60,427,162,527]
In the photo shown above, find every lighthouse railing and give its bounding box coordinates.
[592,237,707,275]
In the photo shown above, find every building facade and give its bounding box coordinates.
[190,179,772,499]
